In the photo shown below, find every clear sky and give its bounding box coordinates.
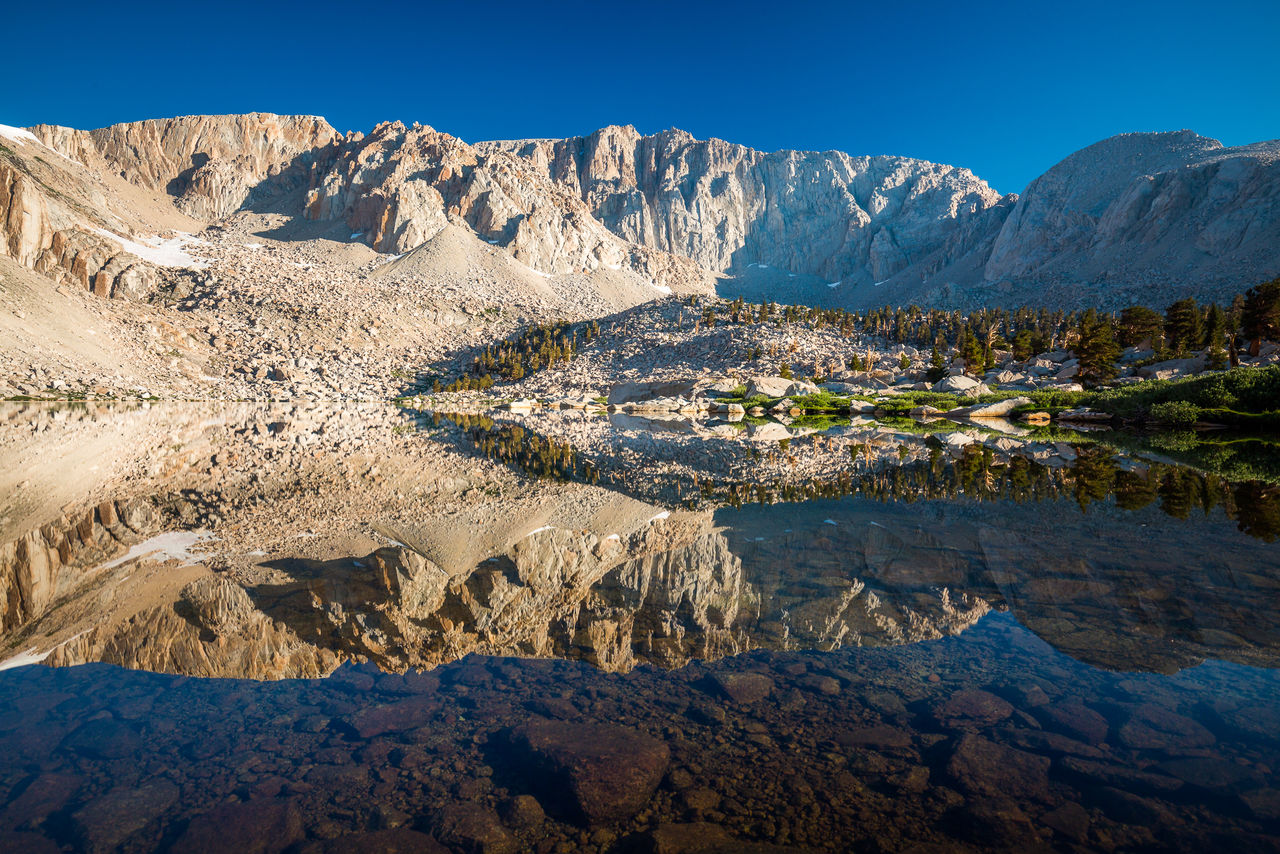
[6,0,1278,195]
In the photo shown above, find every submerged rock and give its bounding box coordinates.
[506,718,670,824]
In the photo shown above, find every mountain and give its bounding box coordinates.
[478,125,1009,288]
[5,112,1279,323]
[488,126,1280,310]
[980,131,1280,307]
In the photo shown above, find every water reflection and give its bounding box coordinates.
[0,402,1278,852]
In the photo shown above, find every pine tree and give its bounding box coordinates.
[1075,309,1120,385]
[958,327,984,373]
[1012,329,1034,362]
[1117,306,1163,349]
[926,343,947,383]
[1164,298,1201,356]
[1202,303,1227,351]
[1242,277,1280,356]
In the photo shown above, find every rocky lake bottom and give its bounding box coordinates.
[0,402,1278,853]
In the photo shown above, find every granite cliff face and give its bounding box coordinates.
[31,113,340,221]
[981,131,1280,306]
[302,121,712,290]
[481,125,1011,287]
[487,126,1280,308]
[1,129,162,298]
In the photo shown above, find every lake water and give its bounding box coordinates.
[1,402,1278,853]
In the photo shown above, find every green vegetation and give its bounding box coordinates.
[433,413,600,483]
[431,320,600,392]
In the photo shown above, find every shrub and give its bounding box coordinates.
[1150,400,1201,427]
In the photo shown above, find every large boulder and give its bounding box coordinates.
[1137,355,1206,381]
[172,799,305,854]
[745,422,792,442]
[932,375,991,397]
[744,376,818,398]
[608,380,698,405]
[948,396,1031,418]
[946,734,1051,801]
[505,719,670,824]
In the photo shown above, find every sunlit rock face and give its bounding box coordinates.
[300,121,713,290]
[31,113,341,221]
[0,498,157,632]
[482,125,1010,288]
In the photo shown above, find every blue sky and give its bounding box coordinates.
[6,0,1278,194]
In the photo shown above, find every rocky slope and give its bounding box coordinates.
[303,121,713,292]
[978,131,1280,307]
[3,113,1279,403]
[1,126,179,299]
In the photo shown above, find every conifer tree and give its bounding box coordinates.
[1164,298,1201,356]
[1075,309,1120,385]
[1242,277,1280,356]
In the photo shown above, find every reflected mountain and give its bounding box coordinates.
[1,402,1278,682]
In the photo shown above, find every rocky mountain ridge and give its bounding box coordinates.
[487,125,1280,309]
[479,124,1011,289]
[7,113,1276,317]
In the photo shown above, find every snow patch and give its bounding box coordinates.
[98,530,217,572]
[827,280,841,289]
[91,228,206,269]
[0,647,52,671]
[648,511,671,523]
[0,125,77,163]
[242,242,264,250]
[0,124,41,146]
[0,630,90,672]
[525,525,556,536]
[874,280,888,287]
[823,519,838,526]
[649,281,673,295]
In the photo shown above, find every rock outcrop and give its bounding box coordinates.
[487,125,1280,309]
[31,113,340,221]
[0,136,160,298]
[303,121,711,290]
[11,114,1279,311]
[0,497,158,632]
[481,125,1011,287]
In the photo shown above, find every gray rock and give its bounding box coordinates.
[173,799,305,854]
[744,376,818,398]
[932,375,990,397]
[948,396,1031,418]
[70,781,179,853]
[506,719,670,824]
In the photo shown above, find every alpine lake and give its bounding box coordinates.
[1,400,1278,854]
